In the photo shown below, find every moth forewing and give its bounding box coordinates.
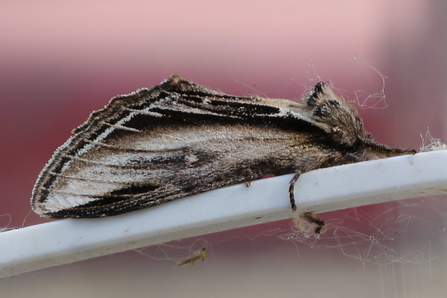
[31,74,415,221]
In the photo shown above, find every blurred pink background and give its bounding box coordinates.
[1,1,447,297]
[2,0,445,227]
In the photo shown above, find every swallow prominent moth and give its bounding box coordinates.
[32,75,415,226]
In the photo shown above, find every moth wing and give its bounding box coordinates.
[32,75,327,218]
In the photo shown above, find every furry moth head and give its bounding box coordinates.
[305,82,372,147]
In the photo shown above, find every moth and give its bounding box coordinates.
[32,74,415,225]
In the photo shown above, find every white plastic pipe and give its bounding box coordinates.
[0,151,446,278]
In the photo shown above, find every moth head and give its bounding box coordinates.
[305,82,369,147]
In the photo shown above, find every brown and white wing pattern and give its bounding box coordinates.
[31,75,415,218]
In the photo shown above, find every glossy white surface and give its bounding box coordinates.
[1,151,446,278]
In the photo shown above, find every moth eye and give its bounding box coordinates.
[333,126,343,134]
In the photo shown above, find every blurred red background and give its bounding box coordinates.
[1,0,446,228]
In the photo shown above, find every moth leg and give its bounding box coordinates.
[289,152,344,212]
[300,212,326,234]
[291,174,326,234]
[289,172,301,212]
